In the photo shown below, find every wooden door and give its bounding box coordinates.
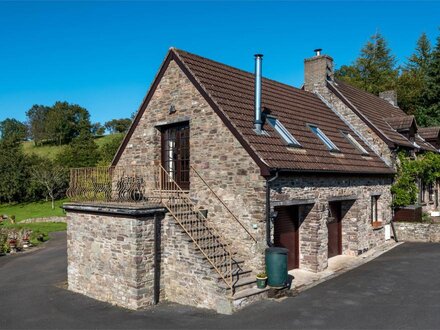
[327,202,342,258]
[161,122,190,190]
[274,205,299,270]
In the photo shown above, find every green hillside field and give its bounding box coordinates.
[22,134,123,160]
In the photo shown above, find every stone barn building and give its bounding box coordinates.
[64,48,395,313]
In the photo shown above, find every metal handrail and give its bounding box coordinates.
[156,165,234,293]
[190,165,257,243]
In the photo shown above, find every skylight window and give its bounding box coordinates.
[266,116,301,147]
[343,132,369,155]
[308,125,339,152]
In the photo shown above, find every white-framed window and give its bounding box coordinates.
[342,132,369,155]
[267,116,301,147]
[308,124,339,152]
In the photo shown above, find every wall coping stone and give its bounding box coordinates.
[327,194,358,202]
[272,199,316,207]
[63,203,167,217]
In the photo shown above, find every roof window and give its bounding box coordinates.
[266,116,301,147]
[342,132,369,155]
[308,125,339,152]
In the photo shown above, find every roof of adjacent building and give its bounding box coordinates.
[385,115,416,131]
[419,126,440,140]
[328,79,437,153]
[328,80,415,148]
[114,48,394,175]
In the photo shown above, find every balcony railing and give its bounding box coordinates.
[66,166,160,204]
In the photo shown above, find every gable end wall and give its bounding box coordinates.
[116,60,267,271]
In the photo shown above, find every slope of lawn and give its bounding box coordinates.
[95,133,124,148]
[0,199,67,222]
[22,134,122,160]
[22,141,65,160]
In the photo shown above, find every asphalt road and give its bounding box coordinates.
[1,233,440,330]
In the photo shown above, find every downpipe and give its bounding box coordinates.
[266,170,279,247]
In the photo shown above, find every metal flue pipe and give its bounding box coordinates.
[254,54,263,134]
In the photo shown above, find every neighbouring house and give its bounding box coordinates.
[64,48,395,314]
[419,126,440,151]
[302,50,439,210]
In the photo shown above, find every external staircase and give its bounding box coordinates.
[156,165,263,301]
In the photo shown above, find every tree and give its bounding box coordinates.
[398,33,433,120]
[0,140,42,203]
[31,160,68,209]
[98,134,124,165]
[420,31,440,127]
[26,105,50,146]
[335,32,398,95]
[46,101,92,145]
[104,118,132,134]
[0,118,27,142]
[56,132,101,168]
[91,122,105,136]
[26,102,92,146]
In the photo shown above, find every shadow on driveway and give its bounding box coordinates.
[1,233,440,329]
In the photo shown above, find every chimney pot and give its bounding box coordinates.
[314,48,322,56]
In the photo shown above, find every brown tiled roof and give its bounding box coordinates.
[385,115,416,131]
[419,126,440,140]
[329,80,415,149]
[171,49,392,174]
[415,135,438,152]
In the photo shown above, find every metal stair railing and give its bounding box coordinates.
[155,165,235,294]
[190,165,257,243]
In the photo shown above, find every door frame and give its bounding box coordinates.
[327,201,342,258]
[274,205,300,270]
[160,121,190,190]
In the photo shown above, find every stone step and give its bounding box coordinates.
[209,259,244,271]
[217,267,253,281]
[173,210,200,216]
[218,273,256,291]
[230,286,270,301]
[195,240,231,251]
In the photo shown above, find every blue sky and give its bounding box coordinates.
[0,1,439,125]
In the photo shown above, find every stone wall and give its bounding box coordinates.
[161,214,232,314]
[20,216,66,224]
[67,209,159,310]
[394,222,440,242]
[271,174,392,272]
[116,59,266,271]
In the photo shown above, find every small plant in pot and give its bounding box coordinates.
[256,272,268,289]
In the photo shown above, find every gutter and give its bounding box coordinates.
[266,170,279,247]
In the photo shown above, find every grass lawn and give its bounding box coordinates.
[94,133,124,148]
[22,134,122,160]
[0,199,67,222]
[22,141,66,160]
